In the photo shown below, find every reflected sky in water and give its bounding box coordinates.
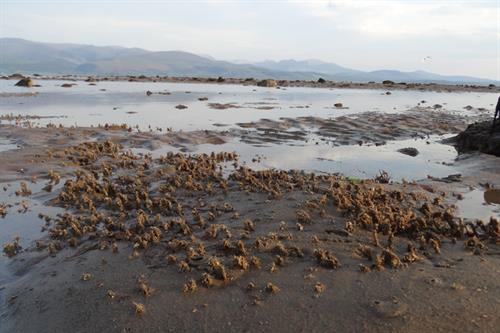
[0,80,495,131]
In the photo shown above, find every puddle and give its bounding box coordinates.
[0,138,18,153]
[0,180,64,285]
[131,134,458,182]
[456,189,500,221]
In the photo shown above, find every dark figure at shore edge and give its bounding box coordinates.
[493,96,500,132]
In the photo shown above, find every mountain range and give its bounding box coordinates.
[0,38,496,85]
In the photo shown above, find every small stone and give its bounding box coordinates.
[397,147,419,157]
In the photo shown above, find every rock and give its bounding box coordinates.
[61,83,74,88]
[463,105,473,110]
[146,91,153,96]
[447,121,500,157]
[15,77,33,87]
[382,80,394,85]
[175,104,188,110]
[257,79,277,88]
[334,103,343,108]
[317,78,326,84]
[198,97,208,101]
[385,91,392,95]
[433,104,442,109]
[217,76,225,82]
[484,189,500,205]
[9,73,24,79]
[427,174,462,183]
[397,147,419,157]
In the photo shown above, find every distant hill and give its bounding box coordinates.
[0,38,497,85]
[251,59,497,85]
[252,59,360,76]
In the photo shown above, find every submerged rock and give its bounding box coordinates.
[397,147,419,157]
[15,77,33,87]
[447,121,500,157]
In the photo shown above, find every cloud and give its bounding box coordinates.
[292,0,496,38]
[1,11,257,51]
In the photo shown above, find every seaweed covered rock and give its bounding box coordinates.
[15,77,33,87]
[448,121,500,157]
[257,79,277,88]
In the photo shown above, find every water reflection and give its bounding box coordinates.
[456,189,500,221]
[0,80,495,131]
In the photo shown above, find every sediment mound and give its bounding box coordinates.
[448,120,500,157]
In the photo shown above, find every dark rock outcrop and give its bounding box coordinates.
[15,77,33,87]
[447,121,500,157]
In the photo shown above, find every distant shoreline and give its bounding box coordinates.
[2,74,499,93]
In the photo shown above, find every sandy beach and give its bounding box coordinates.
[0,77,499,333]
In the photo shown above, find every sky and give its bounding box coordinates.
[0,0,498,79]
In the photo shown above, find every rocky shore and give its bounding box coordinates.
[3,74,499,93]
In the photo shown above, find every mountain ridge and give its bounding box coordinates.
[0,38,497,85]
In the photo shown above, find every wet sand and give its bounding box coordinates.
[0,88,499,332]
[236,107,476,146]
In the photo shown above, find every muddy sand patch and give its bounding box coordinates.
[237,108,474,146]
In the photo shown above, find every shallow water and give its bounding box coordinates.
[133,134,458,181]
[456,189,500,221]
[0,139,17,153]
[0,79,495,131]
[0,181,64,285]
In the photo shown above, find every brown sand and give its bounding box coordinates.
[0,117,499,333]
